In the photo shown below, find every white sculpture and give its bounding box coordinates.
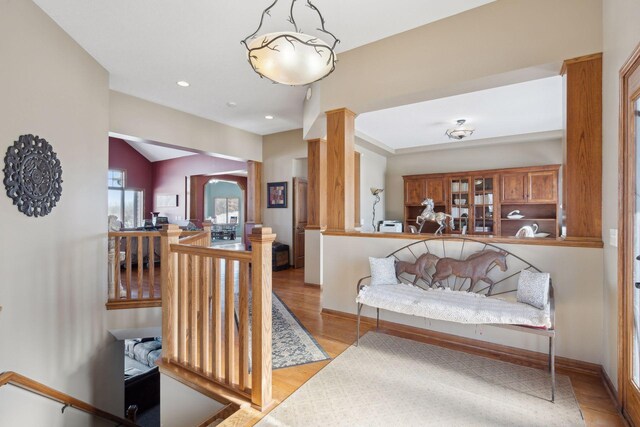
[416,198,455,235]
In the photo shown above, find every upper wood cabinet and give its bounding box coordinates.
[501,173,528,203]
[404,179,426,205]
[425,178,445,204]
[500,169,558,203]
[528,170,557,203]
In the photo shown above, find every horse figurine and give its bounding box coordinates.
[430,249,508,294]
[395,253,440,285]
[416,198,454,235]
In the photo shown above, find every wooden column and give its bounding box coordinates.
[160,224,181,362]
[248,227,276,410]
[326,108,356,231]
[561,53,602,238]
[354,151,361,227]
[247,160,262,224]
[306,138,327,229]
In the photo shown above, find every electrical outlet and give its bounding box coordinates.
[610,229,618,247]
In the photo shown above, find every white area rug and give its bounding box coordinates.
[257,332,584,427]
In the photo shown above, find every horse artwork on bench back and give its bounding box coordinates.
[430,249,508,294]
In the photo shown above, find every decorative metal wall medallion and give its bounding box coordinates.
[3,134,63,217]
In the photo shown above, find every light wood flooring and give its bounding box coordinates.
[222,268,626,426]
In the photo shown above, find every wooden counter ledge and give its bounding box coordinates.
[321,231,604,249]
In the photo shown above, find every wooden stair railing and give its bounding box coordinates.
[0,371,138,426]
[159,226,276,411]
[107,222,212,309]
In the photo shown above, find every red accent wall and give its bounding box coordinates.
[108,137,154,215]
[152,154,246,222]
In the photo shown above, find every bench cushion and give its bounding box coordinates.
[356,284,551,328]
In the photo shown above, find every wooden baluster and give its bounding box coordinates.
[137,236,143,299]
[225,259,236,385]
[149,236,155,298]
[202,256,212,375]
[203,221,212,247]
[191,255,201,370]
[238,261,250,391]
[213,258,223,379]
[160,224,181,362]
[125,237,132,300]
[248,227,276,410]
[180,253,189,365]
[112,236,121,301]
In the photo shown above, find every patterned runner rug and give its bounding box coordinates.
[258,332,584,426]
[236,292,330,369]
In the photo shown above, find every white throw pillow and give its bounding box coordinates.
[369,257,399,286]
[517,270,550,309]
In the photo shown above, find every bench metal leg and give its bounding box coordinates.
[356,303,363,346]
[376,308,380,330]
[550,335,556,403]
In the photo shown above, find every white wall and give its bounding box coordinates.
[322,235,604,363]
[385,138,563,220]
[601,1,640,388]
[0,0,123,424]
[357,144,387,229]
[160,374,225,427]
[110,91,263,162]
[262,129,308,263]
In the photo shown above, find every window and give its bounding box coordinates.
[214,197,240,224]
[108,169,144,228]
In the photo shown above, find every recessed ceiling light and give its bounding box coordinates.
[176,81,190,87]
[226,101,237,108]
[265,115,274,120]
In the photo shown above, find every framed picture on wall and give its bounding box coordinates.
[267,181,288,208]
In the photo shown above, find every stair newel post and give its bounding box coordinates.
[202,220,213,246]
[248,227,276,410]
[160,224,181,362]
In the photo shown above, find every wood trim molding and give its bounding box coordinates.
[106,299,162,310]
[402,164,562,181]
[0,371,137,426]
[307,138,327,228]
[617,40,640,423]
[247,161,262,224]
[321,309,602,377]
[321,230,604,248]
[354,151,361,227]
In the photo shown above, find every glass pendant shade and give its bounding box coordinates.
[446,119,475,140]
[247,31,336,86]
[242,1,339,86]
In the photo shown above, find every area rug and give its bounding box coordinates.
[257,332,584,427]
[235,292,330,370]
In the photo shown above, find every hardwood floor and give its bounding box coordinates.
[222,268,626,426]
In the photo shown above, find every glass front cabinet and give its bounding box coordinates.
[472,175,497,235]
[448,177,471,234]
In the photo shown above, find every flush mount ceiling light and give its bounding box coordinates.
[445,119,475,140]
[241,1,340,86]
[176,80,190,87]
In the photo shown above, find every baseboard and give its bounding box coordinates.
[601,367,622,412]
[304,282,321,288]
[322,308,602,377]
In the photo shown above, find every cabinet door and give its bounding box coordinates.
[528,170,558,203]
[404,179,426,205]
[425,178,445,204]
[501,173,528,203]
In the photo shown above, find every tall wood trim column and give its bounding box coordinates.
[307,138,327,229]
[247,161,262,224]
[354,151,361,227]
[326,108,356,232]
[561,53,602,238]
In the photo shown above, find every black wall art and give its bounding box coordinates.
[3,134,63,217]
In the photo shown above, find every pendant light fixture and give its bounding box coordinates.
[445,119,475,140]
[241,0,340,86]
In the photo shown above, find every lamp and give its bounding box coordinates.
[242,1,340,86]
[371,187,383,231]
[446,119,475,140]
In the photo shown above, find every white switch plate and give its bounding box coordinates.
[610,229,618,247]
